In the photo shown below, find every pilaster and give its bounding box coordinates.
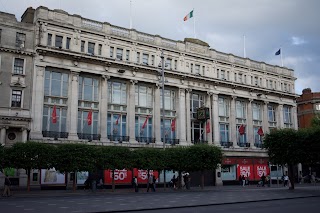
[278,104,284,128]
[247,99,254,148]
[68,71,79,140]
[292,106,298,130]
[129,80,138,143]
[100,75,110,142]
[263,102,269,134]
[178,88,187,145]
[206,92,213,144]
[230,96,237,147]
[185,89,192,145]
[22,128,28,142]
[212,94,220,146]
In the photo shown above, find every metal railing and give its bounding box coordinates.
[238,142,250,148]
[162,138,180,145]
[220,142,233,148]
[192,140,208,144]
[42,131,68,139]
[254,143,264,148]
[136,137,156,144]
[77,133,101,141]
[108,135,129,143]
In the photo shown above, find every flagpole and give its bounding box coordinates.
[129,0,133,29]
[243,35,246,58]
[280,47,284,67]
[193,8,196,38]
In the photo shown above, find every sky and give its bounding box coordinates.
[1,0,319,94]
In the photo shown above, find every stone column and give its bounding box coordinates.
[0,127,6,145]
[154,85,161,145]
[230,96,237,147]
[206,92,213,144]
[68,72,79,140]
[21,128,28,142]
[30,65,45,139]
[100,75,110,142]
[263,102,269,134]
[212,94,220,146]
[128,80,137,143]
[278,104,284,128]
[185,89,192,145]
[247,99,254,148]
[178,88,187,145]
[292,106,298,130]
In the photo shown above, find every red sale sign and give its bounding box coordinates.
[134,169,159,183]
[237,165,254,180]
[254,165,269,180]
[104,169,133,184]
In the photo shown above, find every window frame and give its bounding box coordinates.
[11,89,22,108]
[13,58,25,75]
[55,35,63,48]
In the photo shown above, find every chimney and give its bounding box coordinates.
[302,88,312,94]
[21,7,35,24]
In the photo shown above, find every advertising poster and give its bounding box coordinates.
[77,171,89,185]
[41,168,65,185]
[254,165,269,180]
[104,169,133,184]
[134,169,159,183]
[237,164,254,180]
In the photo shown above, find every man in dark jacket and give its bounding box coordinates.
[2,175,11,197]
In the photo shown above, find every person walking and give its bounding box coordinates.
[239,175,242,186]
[171,175,176,189]
[2,175,11,197]
[152,175,157,192]
[147,174,154,192]
[242,175,246,187]
[261,173,266,187]
[133,176,138,192]
[284,174,289,187]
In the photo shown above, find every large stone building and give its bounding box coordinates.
[1,6,298,186]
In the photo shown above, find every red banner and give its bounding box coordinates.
[254,165,269,180]
[222,158,238,165]
[104,169,133,184]
[237,164,254,180]
[134,169,159,184]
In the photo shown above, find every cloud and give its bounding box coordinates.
[291,36,307,46]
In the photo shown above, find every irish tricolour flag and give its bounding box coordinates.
[183,10,194,21]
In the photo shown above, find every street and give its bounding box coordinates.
[1,186,320,213]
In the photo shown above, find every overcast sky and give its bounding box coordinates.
[1,0,319,94]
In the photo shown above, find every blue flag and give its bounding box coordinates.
[275,49,281,56]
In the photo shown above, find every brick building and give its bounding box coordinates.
[297,88,320,128]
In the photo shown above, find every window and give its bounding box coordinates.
[236,100,246,119]
[116,48,123,60]
[135,85,153,108]
[88,42,95,54]
[254,76,258,85]
[268,105,276,122]
[315,104,320,111]
[234,73,237,82]
[108,81,127,105]
[161,119,176,142]
[283,106,292,127]
[44,70,69,98]
[175,60,178,70]
[165,58,172,69]
[135,115,152,138]
[66,37,71,49]
[151,55,155,66]
[190,93,205,118]
[16,32,26,48]
[55,35,63,48]
[190,63,193,73]
[161,89,176,111]
[126,50,130,61]
[47,33,52,46]
[284,83,288,92]
[81,41,85,52]
[239,74,243,83]
[269,80,273,89]
[136,52,140,63]
[220,124,229,142]
[142,53,149,65]
[107,113,127,139]
[11,90,22,107]
[78,77,99,102]
[237,125,247,144]
[194,64,200,74]
[218,97,229,117]
[252,103,261,120]
[220,70,225,80]
[109,46,114,58]
[98,44,102,55]
[13,58,24,75]
[253,126,262,144]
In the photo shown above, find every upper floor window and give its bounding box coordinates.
[239,74,243,83]
[283,106,292,125]
[252,103,261,120]
[110,47,114,58]
[151,55,155,66]
[161,89,175,110]
[218,97,229,117]
[44,70,69,98]
[78,76,99,102]
[126,50,130,61]
[16,33,26,48]
[315,103,320,111]
[116,48,123,60]
[81,41,85,52]
[220,70,225,80]
[194,64,200,74]
[47,33,52,46]
[88,42,95,54]
[268,105,276,122]
[135,85,153,108]
[190,93,204,114]
[136,52,140,63]
[11,90,22,107]
[55,35,63,48]
[108,81,127,105]
[13,58,24,75]
[236,100,246,119]
[98,44,102,55]
[66,37,71,49]
[165,58,172,69]
[142,53,149,65]
[190,63,193,73]
[254,76,259,86]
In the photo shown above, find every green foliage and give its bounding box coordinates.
[132,148,165,170]
[185,145,222,172]
[164,146,189,172]
[9,142,55,170]
[311,114,320,127]
[54,143,96,173]
[95,146,133,170]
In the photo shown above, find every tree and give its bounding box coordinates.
[311,114,320,127]
[54,144,96,191]
[185,145,222,189]
[264,129,308,190]
[8,142,55,191]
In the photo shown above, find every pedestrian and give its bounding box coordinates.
[2,175,11,197]
[311,174,316,186]
[152,175,157,192]
[242,175,246,187]
[171,175,176,189]
[133,176,138,192]
[147,174,154,192]
[245,176,250,186]
[284,174,289,187]
[261,173,266,187]
[187,173,191,190]
[183,173,188,189]
[239,175,242,186]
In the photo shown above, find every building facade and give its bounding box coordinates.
[1,6,298,186]
[297,88,320,128]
